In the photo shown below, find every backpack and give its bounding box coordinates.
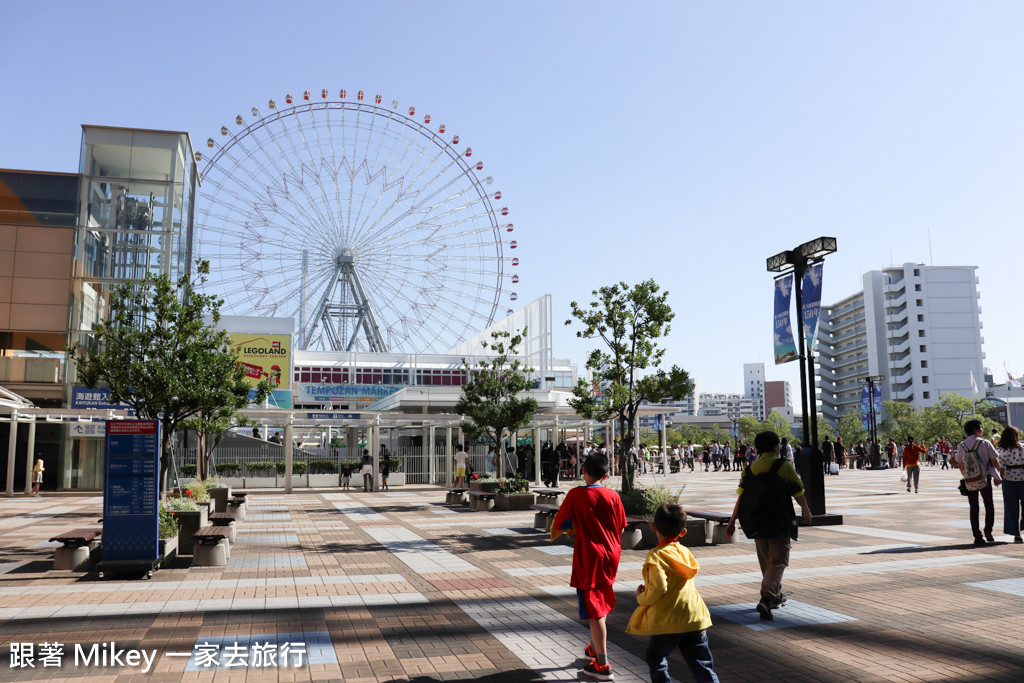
[737,458,799,540]
[961,444,987,491]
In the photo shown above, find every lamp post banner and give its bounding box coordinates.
[773,275,798,365]
[861,385,870,430]
[801,262,824,348]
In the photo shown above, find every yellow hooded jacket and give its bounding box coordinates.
[625,540,713,636]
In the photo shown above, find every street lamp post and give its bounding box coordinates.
[767,237,841,526]
[859,375,885,468]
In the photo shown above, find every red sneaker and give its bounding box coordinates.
[584,641,596,658]
[582,658,614,681]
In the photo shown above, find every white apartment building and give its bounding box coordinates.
[817,263,984,425]
[743,362,766,420]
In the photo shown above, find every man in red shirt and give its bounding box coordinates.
[903,436,925,493]
[552,453,627,681]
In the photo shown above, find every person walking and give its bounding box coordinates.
[359,450,373,492]
[902,436,925,493]
[31,458,44,496]
[834,437,846,470]
[955,419,1002,546]
[995,426,1024,544]
[725,431,813,620]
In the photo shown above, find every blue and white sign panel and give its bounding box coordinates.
[71,385,134,411]
[103,420,160,562]
[306,413,362,421]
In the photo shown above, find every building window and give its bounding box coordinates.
[914,268,920,276]
[921,360,928,368]
[917,314,924,322]
[918,330,925,337]
[922,376,929,383]
[920,345,926,352]
[916,299,923,306]
[915,284,922,291]
[923,391,930,399]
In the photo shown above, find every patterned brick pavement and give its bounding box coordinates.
[0,466,1022,681]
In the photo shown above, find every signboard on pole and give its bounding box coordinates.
[103,420,160,562]
[801,262,824,348]
[773,275,798,364]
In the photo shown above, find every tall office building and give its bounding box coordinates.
[816,263,984,425]
[743,362,766,420]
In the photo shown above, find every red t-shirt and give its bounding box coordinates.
[903,443,925,467]
[552,485,627,589]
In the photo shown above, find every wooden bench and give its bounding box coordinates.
[192,526,230,566]
[49,528,102,570]
[533,488,565,506]
[686,509,734,545]
[208,513,239,543]
[531,503,560,530]
[466,490,495,511]
[445,488,468,505]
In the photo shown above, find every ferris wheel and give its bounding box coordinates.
[194,89,519,353]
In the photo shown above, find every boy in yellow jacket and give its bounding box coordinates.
[626,503,719,683]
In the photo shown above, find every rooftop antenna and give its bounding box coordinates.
[927,228,934,266]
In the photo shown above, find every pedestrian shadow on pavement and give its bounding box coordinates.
[861,542,1008,554]
[382,668,555,682]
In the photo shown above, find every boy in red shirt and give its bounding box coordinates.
[552,453,627,681]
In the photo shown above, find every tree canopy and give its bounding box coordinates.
[69,261,266,495]
[565,280,692,494]
[454,328,538,477]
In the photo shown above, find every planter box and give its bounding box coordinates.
[308,473,339,488]
[387,472,406,487]
[494,492,536,511]
[280,475,308,488]
[246,476,276,488]
[174,507,208,555]
[219,477,244,489]
[470,480,500,494]
[208,486,231,513]
[159,536,178,568]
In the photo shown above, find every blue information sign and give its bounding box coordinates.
[306,412,361,420]
[103,420,160,562]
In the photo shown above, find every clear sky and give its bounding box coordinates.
[3,1,1022,396]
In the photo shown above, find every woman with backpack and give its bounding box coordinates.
[954,419,1002,546]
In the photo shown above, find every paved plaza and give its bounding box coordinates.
[0,467,1022,682]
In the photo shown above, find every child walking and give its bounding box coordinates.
[552,453,627,681]
[627,504,719,683]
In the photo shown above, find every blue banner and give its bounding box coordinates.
[860,385,870,430]
[774,275,798,364]
[802,262,824,348]
[873,382,883,417]
[103,420,160,562]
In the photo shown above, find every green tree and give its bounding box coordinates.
[69,261,265,496]
[737,415,762,443]
[763,410,794,442]
[565,280,692,494]
[838,411,866,447]
[455,328,539,477]
[919,392,1001,444]
[879,400,921,443]
[179,368,271,481]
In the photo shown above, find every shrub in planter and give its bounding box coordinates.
[310,460,337,474]
[496,476,531,495]
[274,461,307,475]
[159,504,180,539]
[637,485,686,518]
[385,458,401,472]
[215,462,242,477]
[246,461,275,477]
[186,479,211,503]
[179,464,197,478]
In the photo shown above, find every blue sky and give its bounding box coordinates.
[3,1,1022,395]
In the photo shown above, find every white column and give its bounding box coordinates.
[444,425,453,488]
[532,426,542,485]
[24,419,37,494]
[5,411,18,497]
[371,418,381,492]
[284,418,294,494]
[428,426,436,485]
